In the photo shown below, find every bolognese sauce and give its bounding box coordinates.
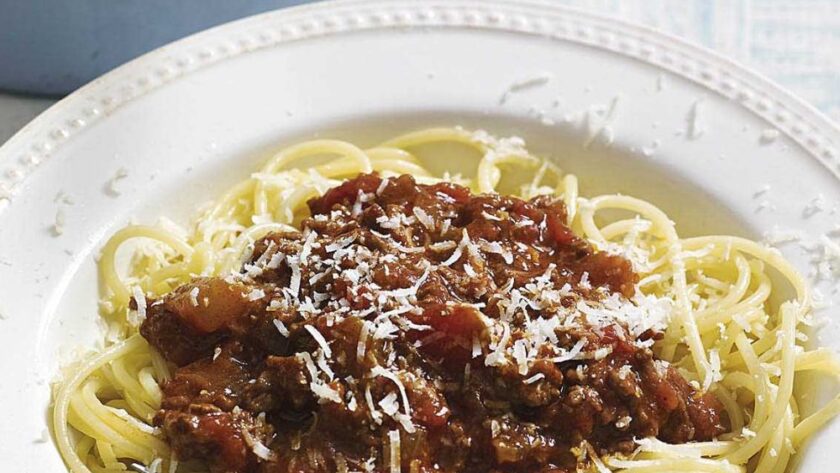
[139,173,724,472]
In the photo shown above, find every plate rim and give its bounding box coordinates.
[1,0,839,210]
[1,1,839,470]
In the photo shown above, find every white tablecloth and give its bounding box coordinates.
[1,0,838,145]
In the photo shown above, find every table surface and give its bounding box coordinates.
[1,0,839,146]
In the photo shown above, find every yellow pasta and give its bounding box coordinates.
[53,128,839,473]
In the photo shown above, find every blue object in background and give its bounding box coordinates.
[0,0,312,96]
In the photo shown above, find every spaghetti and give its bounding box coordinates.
[52,127,840,473]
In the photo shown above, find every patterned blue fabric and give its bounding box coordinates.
[556,0,840,122]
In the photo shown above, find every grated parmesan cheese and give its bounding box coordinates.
[582,96,621,148]
[242,429,276,461]
[703,349,722,391]
[247,288,265,301]
[310,380,341,404]
[388,430,401,473]
[480,241,513,264]
[472,336,482,358]
[52,208,66,236]
[583,441,611,473]
[106,167,129,196]
[499,72,552,104]
[189,287,200,307]
[378,392,400,416]
[304,325,332,358]
[316,351,335,380]
[442,229,472,266]
[129,286,147,326]
[346,391,358,412]
[759,128,780,144]
[512,339,529,375]
[686,99,705,139]
[365,385,383,424]
[287,255,302,297]
[272,319,290,337]
[412,207,434,230]
[523,373,545,384]
[803,194,827,218]
[484,322,511,367]
[552,339,587,363]
[371,366,413,418]
[357,321,372,363]
[429,241,456,252]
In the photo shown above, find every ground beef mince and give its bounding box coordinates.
[139,173,725,473]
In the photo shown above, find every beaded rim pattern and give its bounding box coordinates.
[1,0,838,209]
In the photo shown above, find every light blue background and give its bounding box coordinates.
[552,0,840,123]
[1,0,838,145]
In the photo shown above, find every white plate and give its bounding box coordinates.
[1,1,838,471]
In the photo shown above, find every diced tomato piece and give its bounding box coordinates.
[408,377,451,428]
[308,173,382,215]
[545,212,578,247]
[197,413,249,471]
[428,182,471,205]
[408,304,487,369]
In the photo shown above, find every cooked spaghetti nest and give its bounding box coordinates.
[52,127,840,473]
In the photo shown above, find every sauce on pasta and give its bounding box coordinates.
[140,174,723,472]
[51,128,840,473]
